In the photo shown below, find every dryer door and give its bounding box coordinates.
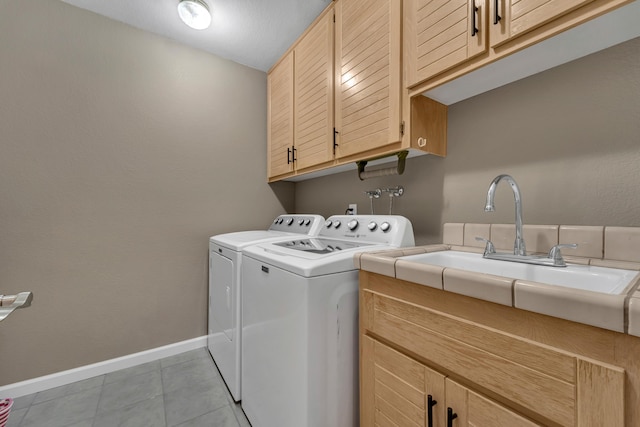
[210,251,234,341]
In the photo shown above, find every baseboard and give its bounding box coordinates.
[0,335,207,398]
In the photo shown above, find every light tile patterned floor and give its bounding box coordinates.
[5,348,250,427]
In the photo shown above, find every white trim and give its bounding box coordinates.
[0,336,207,398]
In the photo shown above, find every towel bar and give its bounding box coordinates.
[0,292,33,322]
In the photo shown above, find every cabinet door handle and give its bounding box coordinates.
[494,0,502,25]
[471,4,479,36]
[428,395,438,427]
[287,147,297,164]
[447,407,458,427]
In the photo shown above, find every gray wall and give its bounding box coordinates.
[0,0,294,385]
[296,37,640,245]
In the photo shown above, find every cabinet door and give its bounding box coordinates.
[267,52,294,179]
[362,336,445,427]
[334,0,402,159]
[294,9,335,170]
[405,0,488,88]
[490,0,595,47]
[445,379,542,427]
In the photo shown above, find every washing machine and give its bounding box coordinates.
[208,214,324,402]
[240,215,415,427]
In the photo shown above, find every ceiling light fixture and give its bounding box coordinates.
[177,0,212,30]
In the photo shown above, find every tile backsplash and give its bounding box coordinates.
[444,223,640,267]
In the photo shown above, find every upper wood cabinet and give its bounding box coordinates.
[294,9,334,171]
[268,7,334,181]
[405,0,488,89]
[334,0,402,160]
[267,0,448,182]
[267,51,294,178]
[405,0,633,90]
[490,0,595,47]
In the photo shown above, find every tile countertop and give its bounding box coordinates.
[354,235,640,336]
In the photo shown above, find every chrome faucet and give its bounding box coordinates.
[478,174,578,267]
[485,174,526,256]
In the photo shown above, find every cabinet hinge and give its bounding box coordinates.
[400,121,405,136]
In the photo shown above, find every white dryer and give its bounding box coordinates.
[208,214,324,402]
[241,215,415,427]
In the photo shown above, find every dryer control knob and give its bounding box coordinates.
[368,221,377,231]
[380,222,391,232]
[304,219,311,226]
[286,218,294,226]
[325,220,333,228]
[298,219,304,225]
[347,219,359,230]
[334,220,341,228]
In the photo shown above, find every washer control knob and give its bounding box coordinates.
[274,218,279,224]
[304,219,311,226]
[325,220,333,228]
[298,219,304,225]
[286,218,294,226]
[380,222,391,232]
[347,219,359,230]
[334,220,341,229]
[368,221,377,231]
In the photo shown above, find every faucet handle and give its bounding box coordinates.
[475,237,496,257]
[548,244,578,266]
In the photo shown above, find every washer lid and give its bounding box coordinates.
[274,238,374,254]
[242,240,391,277]
[211,230,297,251]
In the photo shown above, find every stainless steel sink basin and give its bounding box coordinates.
[401,251,638,295]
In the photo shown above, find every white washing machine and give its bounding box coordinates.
[241,215,415,427]
[208,214,324,402]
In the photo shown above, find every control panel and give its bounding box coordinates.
[319,215,415,247]
[268,214,324,235]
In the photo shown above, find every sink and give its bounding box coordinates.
[400,251,638,295]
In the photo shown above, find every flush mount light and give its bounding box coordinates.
[177,0,212,30]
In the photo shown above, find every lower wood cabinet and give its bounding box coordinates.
[362,336,541,427]
[359,271,627,426]
[446,378,542,427]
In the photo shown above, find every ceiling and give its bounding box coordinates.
[59,0,333,72]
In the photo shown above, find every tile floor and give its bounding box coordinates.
[5,348,251,427]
